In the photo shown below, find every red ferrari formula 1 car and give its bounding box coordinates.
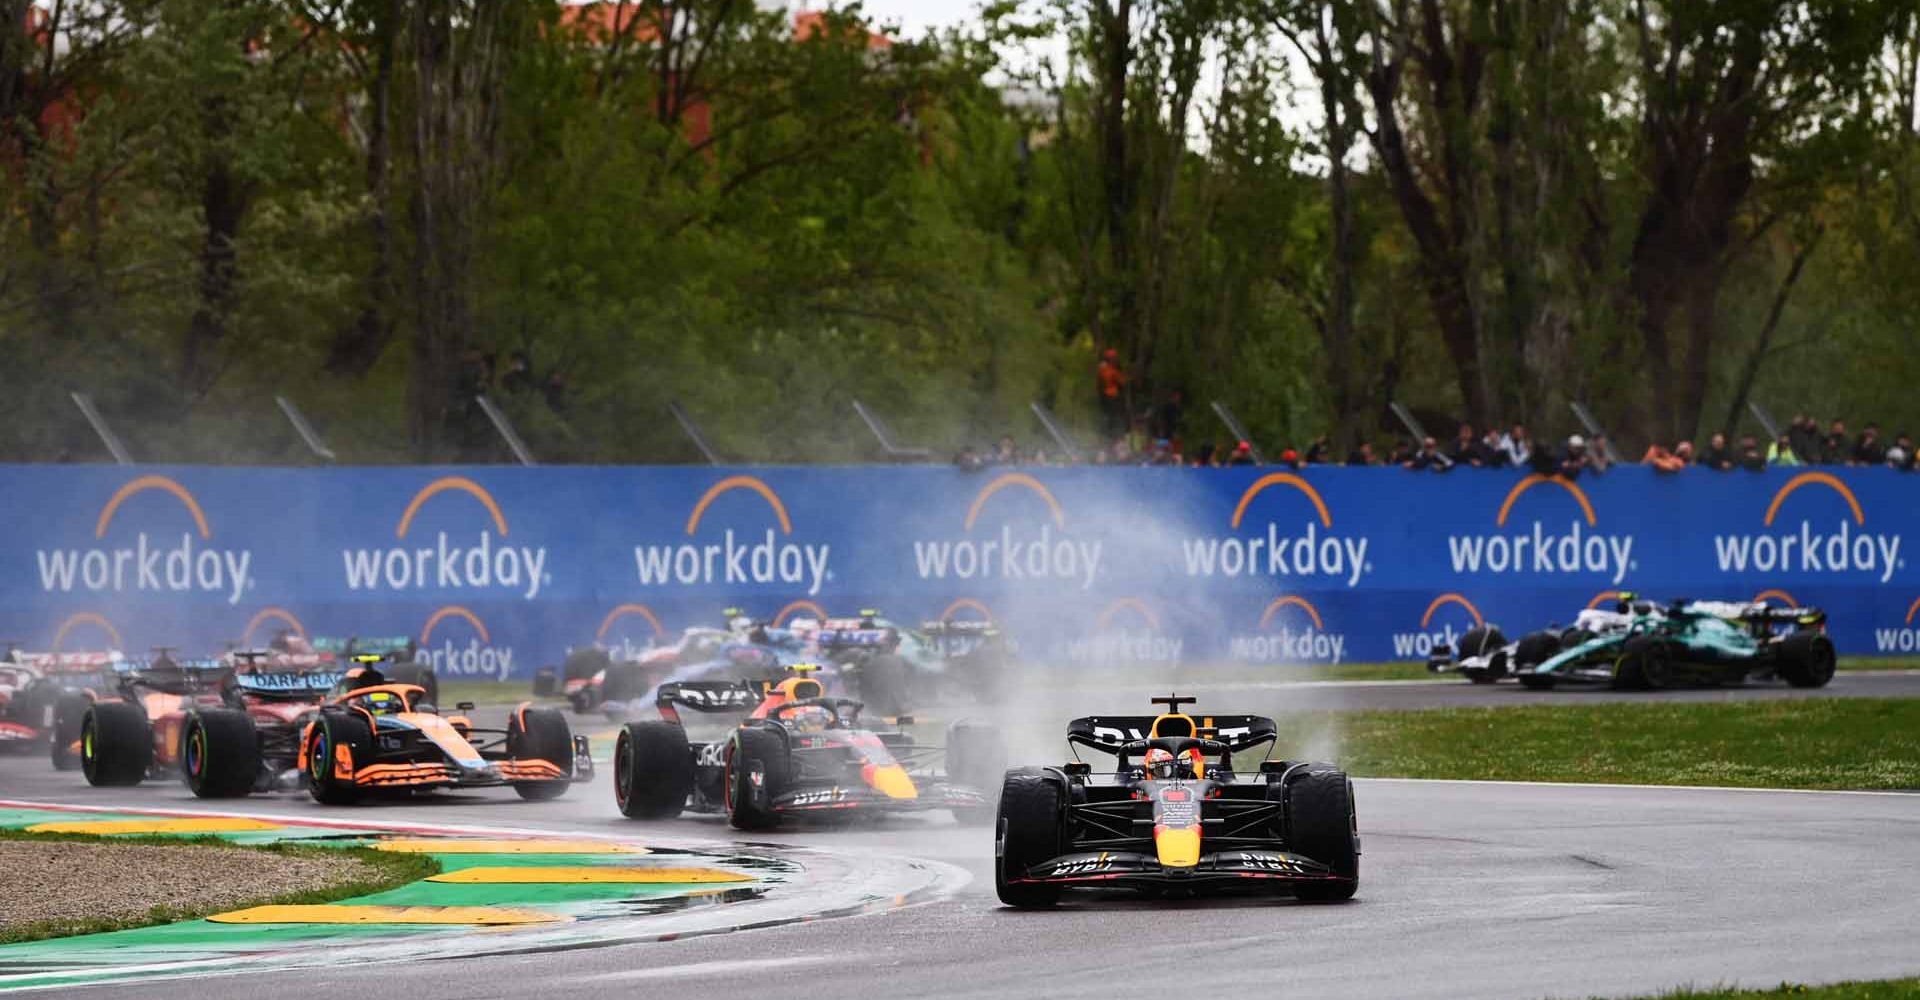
[77,650,299,789]
[0,648,122,769]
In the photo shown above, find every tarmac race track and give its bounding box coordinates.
[3,736,1918,1000]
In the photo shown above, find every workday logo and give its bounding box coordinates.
[1389,593,1485,659]
[419,605,513,679]
[912,474,1102,590]
[592,602,667,660]
[35,475,255,604]
[342,477,549,600]
[1873,597,1920,654]
[1226,595,1345,664]
[1446,475,1634,584]
[1182,473,1371,587]
[634,476,832,596]
[1062,597,1182,663]
[1712,472,1902,583]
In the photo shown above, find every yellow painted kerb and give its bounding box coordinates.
[25,818,284,835]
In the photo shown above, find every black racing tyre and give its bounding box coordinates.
[531,668,560,699]
[1286,768,1359,902]
[725,727,789,831]
[1613,636,1671,690]
[508,706,574,801]
[50,692,89,771]
[858,654,911,717]
[1517,673,1558,691]
[599,663,648,705]
[181,708,260,798]
[383,662,439,706]
[1775,632,1837,688]
[945,721,1008,824]
[995,768,1064,908]
[1559,627,1597,650]
[305,710,369,805]
[80,702,151,787]
[1514,631,1560,669]
[1457,626,1508,659]
[563,647,613,683]
[614,720,694,819]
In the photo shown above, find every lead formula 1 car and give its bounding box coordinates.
[995,695,1359,907]
[611,667,1005,829]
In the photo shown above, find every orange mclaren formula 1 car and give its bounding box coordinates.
[994,695,1360,908]
[296,663,592,804]
[612,666,1005,829]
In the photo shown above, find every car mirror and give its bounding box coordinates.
[456,701,475,712]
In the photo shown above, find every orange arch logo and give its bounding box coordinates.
[396,477,509,538]
[241,607,306,647]
[773,599,828,625]
[963,473,1065,531]
[1230,473,1332,529]
[1095,597,1160,630]
[1905,597,1920,625]
[1420,593,1484,629]
[1764,472,1865,526]
[95,475,211,539]
[1751,589,1799,609]
[1495,475,1596,527]
[596,603,665,640]
[420,605,489,644]
[51,612,121,652]
[1258,595,1324,630]
[1585,590,1628,610]
[686,476,792,535]
[939,597,996,623]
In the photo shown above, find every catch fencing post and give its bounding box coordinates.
[1209,402,1266,465]
[70,393,133,465]
[1028,401,1082,463]
[668,400,723,466]
[1569,402,1625,465]
[850,399,933,461]
[475,395,537,466]
[275,395,337,462]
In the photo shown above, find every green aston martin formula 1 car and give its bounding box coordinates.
[1514,600,1835,690]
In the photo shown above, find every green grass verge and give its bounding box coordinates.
[1839,657,1920,672]
[1583,979,1920,999]
[1261,698,1920,790]
[0,830,439,945]
[437,678,540,707]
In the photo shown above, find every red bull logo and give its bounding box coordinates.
[632,476,832,596]
[1227,596,1345,664]
[1712,473,1900,583]
[1445,475,1634,584]
[912,473,1101,590]
[1181,474,1371,587]
[35,475,254,604]
[419,605,513,679]
[1390,593,1485,659]
[341,477,550,599]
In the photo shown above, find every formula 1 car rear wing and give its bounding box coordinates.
[310,635,416,658]
[814,627,898,651]
[655,681,764,723]
[1066,713,1278,755]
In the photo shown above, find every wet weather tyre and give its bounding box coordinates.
[508,707,574,801]
[1514,631,1560,670]
[1613,637,1671,690]
[945,721,1007,824]
[858,654,911,717]
[181,709,259,798]
[614,721,694,819]
[50,692,88,771]
[1776,632,1837,688]
[725,727,788,831]
[305,711,369,805]
[1287,769,1359,902]
[80,702,150,787]
[995,768,1064,908]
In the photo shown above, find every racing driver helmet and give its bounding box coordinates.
[1144,747,1178,780]
[783,703,833,732]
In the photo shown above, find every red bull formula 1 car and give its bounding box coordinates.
[995,695,1360,907]
[611,666,1004,829]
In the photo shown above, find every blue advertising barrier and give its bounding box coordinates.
[2,464,1915,679]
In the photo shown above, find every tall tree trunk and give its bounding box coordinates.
[325,0,398,377]
[1093,0,1136,366]
[183,157,249,393]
